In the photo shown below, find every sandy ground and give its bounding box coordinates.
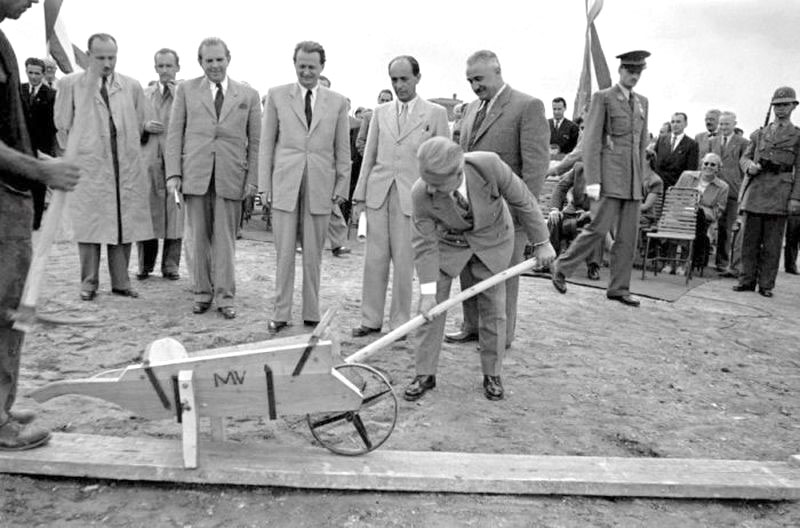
[1,218,799,527]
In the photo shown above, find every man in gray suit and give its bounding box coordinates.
[446,49,550,348]
[350,55,449,338]
[406,138,554,402]
[166,37,261,319]
[551,50,651,307]
[259,41,351,333]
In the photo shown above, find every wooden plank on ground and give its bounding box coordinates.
[1,434,799,500]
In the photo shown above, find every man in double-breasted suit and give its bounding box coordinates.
[20,57,57,230]
[139,48,183,281]
[350,55,449,338]
[449,49,550,348]
[710,111,749,270]
[552,50,651,307]
[405,138,555,402]
[654,112,699,188]
[548,96,580,156]
[259,41,351,333]
[166,37,261,319]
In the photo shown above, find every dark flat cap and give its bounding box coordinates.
[616,50,650,69]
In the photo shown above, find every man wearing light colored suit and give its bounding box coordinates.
[139,48,183,281]
[351,56,449,338]
[166,37,261,319]
[404,138,555,402]
[709,111,748,271]
[552,50,651,307]
[448,49,550,348]
[259,41,351,333]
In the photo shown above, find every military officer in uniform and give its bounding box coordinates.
[551,50,650,307]
[734,86,800,297]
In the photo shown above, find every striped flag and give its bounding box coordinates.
[44,0,88,73]
[573,0,611,120]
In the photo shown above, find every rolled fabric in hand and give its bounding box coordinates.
[357,211,367,241]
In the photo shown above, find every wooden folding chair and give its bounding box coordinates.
[641,187,699,285]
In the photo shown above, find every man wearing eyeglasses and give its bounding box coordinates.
[735,87,800,298]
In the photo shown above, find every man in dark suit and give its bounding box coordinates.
[166,37,261,319]
[549,97,580,156]
[405,137,554,402]
[447,49,549,348]
[654,112,699,188]
[552,50,651,307]
[259,41,351,333]
[20,57,57,229]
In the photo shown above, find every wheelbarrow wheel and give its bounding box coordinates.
[306,363,397,456]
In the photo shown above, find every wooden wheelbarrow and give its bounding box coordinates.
[32,258,538,468]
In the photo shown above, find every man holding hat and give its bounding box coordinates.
[734,86,800,297]
[551,50,651,307]
[406,137,554,402]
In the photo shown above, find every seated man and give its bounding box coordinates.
[546,162,602,279]
[639,151,664,230]
[663,152,729,274]
[405,137,555,402]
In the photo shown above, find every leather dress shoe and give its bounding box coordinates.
[0,420,51,451]
[352,325,381,337]
[587,263,601,281]
[136,271,150,280]
[758,288,774,298]
[163,272,180,280]
[403,375,436,401]
[444,330,478,344]
[111,288,139,298]
[331,246,351,257]
[9,409,36,425]
[268,320,289,335]
[218,306,236,319]
[552,271,567,294]
[607,294,640,307]
[79,290,96,301]
[303,320,319,327]
[193,301,212,314]
[732,283,755,292]
[483,375,504,401]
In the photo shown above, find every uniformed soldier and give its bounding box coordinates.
[551,50,650,307]
[733,87,800,297]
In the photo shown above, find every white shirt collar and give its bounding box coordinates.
[456,171,469,201]
[297,82,319,109]
[30,83,41,96]
[672,132,685,143]
[209,76,228,96]
[160,81,175,95]
[97,73,116,88]
[616,83,632,100]
[397,95,418,115]
[484,83,507,114]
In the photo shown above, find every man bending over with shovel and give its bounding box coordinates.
[406,137,554,402]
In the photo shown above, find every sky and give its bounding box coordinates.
[3,0,799,135]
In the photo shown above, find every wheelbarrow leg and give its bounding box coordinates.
[178,370,199,469]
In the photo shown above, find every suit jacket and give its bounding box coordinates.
[709,133,748,198]
[353,98,449,216]
[165,76,261,201]
[411,151,549,283]
[582,84,649,200]
[548,117,580,155]
[20,82,57,156]
[695,131,717,159]
[655,134,699,188]
[675,171,729,222]
[459,85,549,199]
[259,83,351,214]
[143,82,182,239]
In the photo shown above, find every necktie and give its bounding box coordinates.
[214,82,223,119]
[100,75,111,108]
[469,101,488,148]
[398,103,408,133]
[453,190,470,212]
[629,93,635,113]
[721,135,728,152]
[304,89,313,127]
[671,135,677,151]
[163,83,172,102]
